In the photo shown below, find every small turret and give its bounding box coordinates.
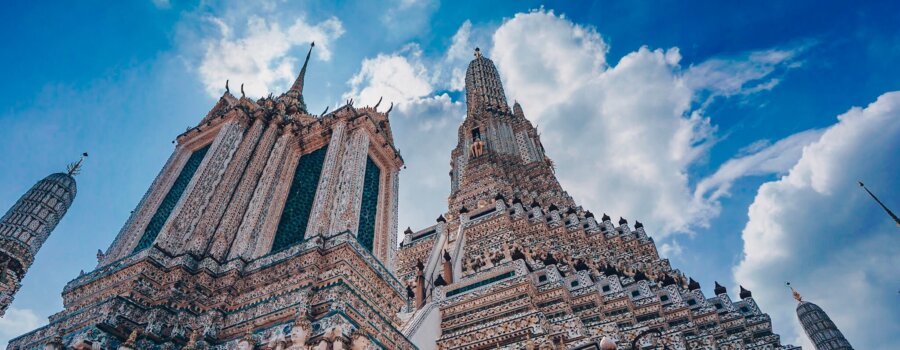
[1,154,82,316]
[739,285,752,299]
[714,281,727,295]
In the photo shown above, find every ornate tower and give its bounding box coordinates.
[792,286,854,350]
[10,44,412,350]
[449,47,572,213]
[396,49,797,350]
[0,154,82,317]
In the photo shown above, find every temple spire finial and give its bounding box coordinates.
[67,152,89,176]
[290,42,315,94]
[786,282,802,302]
[859,181,900,226]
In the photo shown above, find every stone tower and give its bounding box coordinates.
[396,49,798,349]
[792,286,853,350]
[0,155,82,317]
[10,44,412,349]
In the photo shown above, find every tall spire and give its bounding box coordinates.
[290,42,315,94]
[0,165,78,316]
[788,283,854,349]
[67,152,89,176]
[465,47,509,116]
[858,181,900,226]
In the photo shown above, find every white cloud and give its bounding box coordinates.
[695,129,824,202]
[198,15,344,98]
[343,44,433,107]
[392,95,466,231]
[151,0,170,9]
[685,46,806,108]
[344,9,808,239]
[734,91,900,349]
[486,9,809,236]
[492,10,607,120]
[0,308,43,347]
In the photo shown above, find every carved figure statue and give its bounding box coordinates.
[470,136,486,158]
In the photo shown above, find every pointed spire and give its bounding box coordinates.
[688,278,701,290]
[859,181,900,226]
[739,285,752,299]
[714,281,727,295]
[289,42,315,94]
[786,282,802,302]
[66,152,89,176]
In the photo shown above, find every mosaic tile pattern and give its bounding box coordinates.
[356,156,380,252]
[133,145,210,253]
[270,146,328,252]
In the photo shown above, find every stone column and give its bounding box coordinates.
[327,129,370,236]
[227,125,295,260]
[157,120,246,253]
[305,122,347,238]
[442,250,454,284]
[207,119,281,261]
[415,260,425,309]
[185,117,266,256]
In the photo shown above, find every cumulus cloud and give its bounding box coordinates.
[734,91,900,349]
[198,15,344,98]
[343,44,433,107]
[391,95,466,231]
[489,10,809,235]
[0,308,43,347]
[492,10,607,120]
[345,9,809,238]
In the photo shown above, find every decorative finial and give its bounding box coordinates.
[67,152,89,176]
[386,102,393,115]
[123,329,140,347]
[240,83,245,98]
[374,96,383,109]
[786,282,802,302]
[859,181,900,226]
[225,79,230,93]
[474,47,482,58]
[321,105,330,116]
[289,42,315,94]
[183,329,199,350]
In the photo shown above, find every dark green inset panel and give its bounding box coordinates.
[356,156,381,252]
[270,146,328,252]
[133,145,210,253]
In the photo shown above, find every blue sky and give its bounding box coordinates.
[1,1,898,348]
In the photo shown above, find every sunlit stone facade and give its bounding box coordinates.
[9,45,409,350]
[10,45,802,350]
[395,48,800,350]
[0,172,77,317]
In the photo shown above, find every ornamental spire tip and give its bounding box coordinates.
[66,152,88,176]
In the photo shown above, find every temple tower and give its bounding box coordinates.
[0,154,83,316]
[449,48,573,213]
[396,49,797,350]
[792,286,854,350]
[9,44,412,350]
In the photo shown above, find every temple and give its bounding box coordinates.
[8,46,802,349]
[9,44,409,349]
[0,154,82,317]
[790,285,853,350]
[393,48,799,349]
